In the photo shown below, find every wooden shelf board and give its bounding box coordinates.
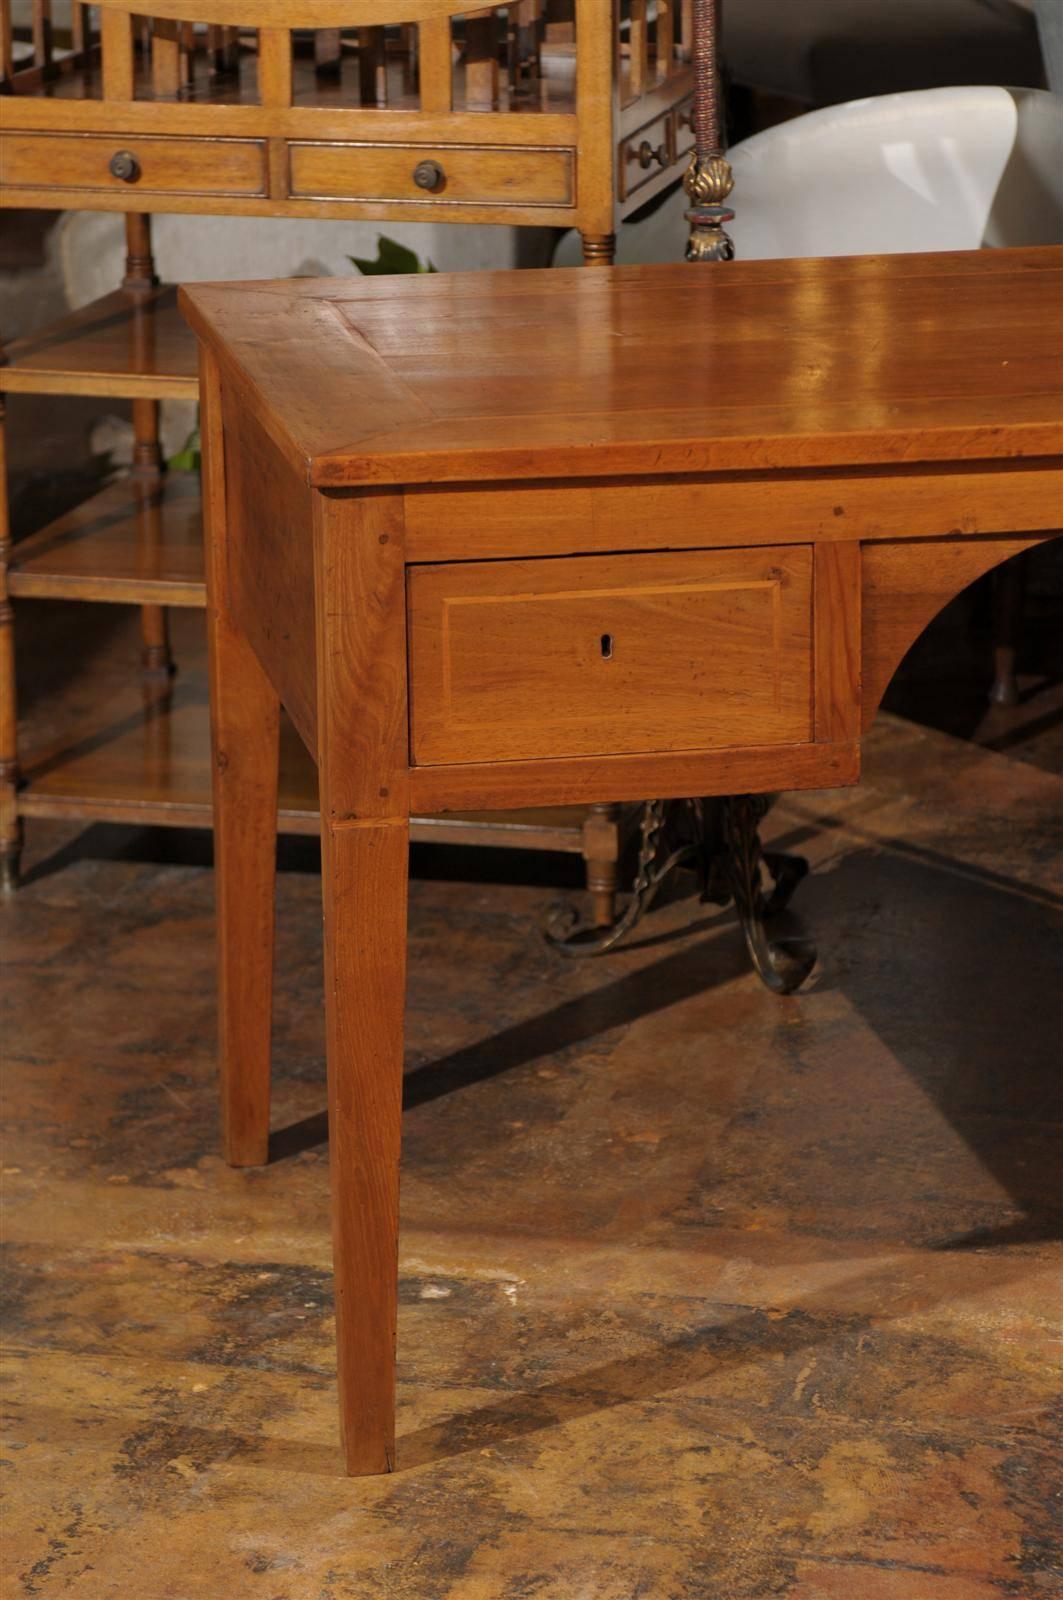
[1,285,200,399]
[17,675,594,849]
[9,472,206,606]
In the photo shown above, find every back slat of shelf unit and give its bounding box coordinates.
[259,25,292,105]
[31,0,52,69]
[358,25,387,106]
[151,16,181,98]
[100,6,134,98]
[629,0,648,97]
[70,2,87,54]
[1,0,14,85]
[418,14,452,111]
[656,0,673,77]
[466,7,499,108]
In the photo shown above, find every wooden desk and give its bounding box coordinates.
[180,247,1063,1475]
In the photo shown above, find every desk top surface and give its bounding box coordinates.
[180,247,1063,488]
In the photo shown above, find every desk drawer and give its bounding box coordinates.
[0,131,267,198]
[288,141,574,207]
[407,547,813,765]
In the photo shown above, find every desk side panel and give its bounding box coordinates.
[222,389,319,759]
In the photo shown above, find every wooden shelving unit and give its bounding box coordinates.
[19,664,606,859]
[1,0,684,900]
[3,294,632,879]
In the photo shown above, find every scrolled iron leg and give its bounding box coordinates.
[723,795,815,994]
[547,794,815,993]
[761,848,810,918]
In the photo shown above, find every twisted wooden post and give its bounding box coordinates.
[683,0,734,260]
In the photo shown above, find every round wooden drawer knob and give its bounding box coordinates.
[412,159,444,192]
[109,150,140,183]
[635,139,669,170]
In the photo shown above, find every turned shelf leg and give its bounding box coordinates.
[581,231,617,266]
[0,399,21,895]
[123,215,174,684]
[131,396,173,683]
[582,800,622,927]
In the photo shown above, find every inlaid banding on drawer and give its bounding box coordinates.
[0,132,267,197]
[288,141,575,207]
[407,547,813,765]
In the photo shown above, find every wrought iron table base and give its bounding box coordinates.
[545,796,815,995]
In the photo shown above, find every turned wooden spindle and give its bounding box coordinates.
[0,394,21,893]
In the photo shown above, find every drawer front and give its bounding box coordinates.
[618,108,674,201]
[408,547,813,766]
[288,141,574,207]
[0,132,267,197]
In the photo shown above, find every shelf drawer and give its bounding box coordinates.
[407,547,813,766]
[287,141,574,207]
[0,132,267,198]
[618,107,674,201]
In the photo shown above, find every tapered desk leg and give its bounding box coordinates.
[201,343,279,1168]
[321,817,408,1475]
[313,485,411,1475]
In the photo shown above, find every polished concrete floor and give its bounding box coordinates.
[3,602,1062,1599]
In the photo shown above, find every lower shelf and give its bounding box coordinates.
[17,673,599,851]
[9,472,205,607]
[0,285,201,400]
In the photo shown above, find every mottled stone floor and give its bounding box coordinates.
[3,609,1063,1598]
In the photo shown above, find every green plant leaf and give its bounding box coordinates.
[168,422,201,472]
[349,234,437,275]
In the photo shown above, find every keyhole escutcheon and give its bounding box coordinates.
[600,633,614,660]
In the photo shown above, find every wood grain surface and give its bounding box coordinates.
[223,394,318,757]
[201,345,280,1169]
[407,546,813,764]
[182,243,1062,1479]
[180,250,1063,486]
[402,461,1063,564]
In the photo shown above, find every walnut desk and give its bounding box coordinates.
[180,247,1063,1475]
